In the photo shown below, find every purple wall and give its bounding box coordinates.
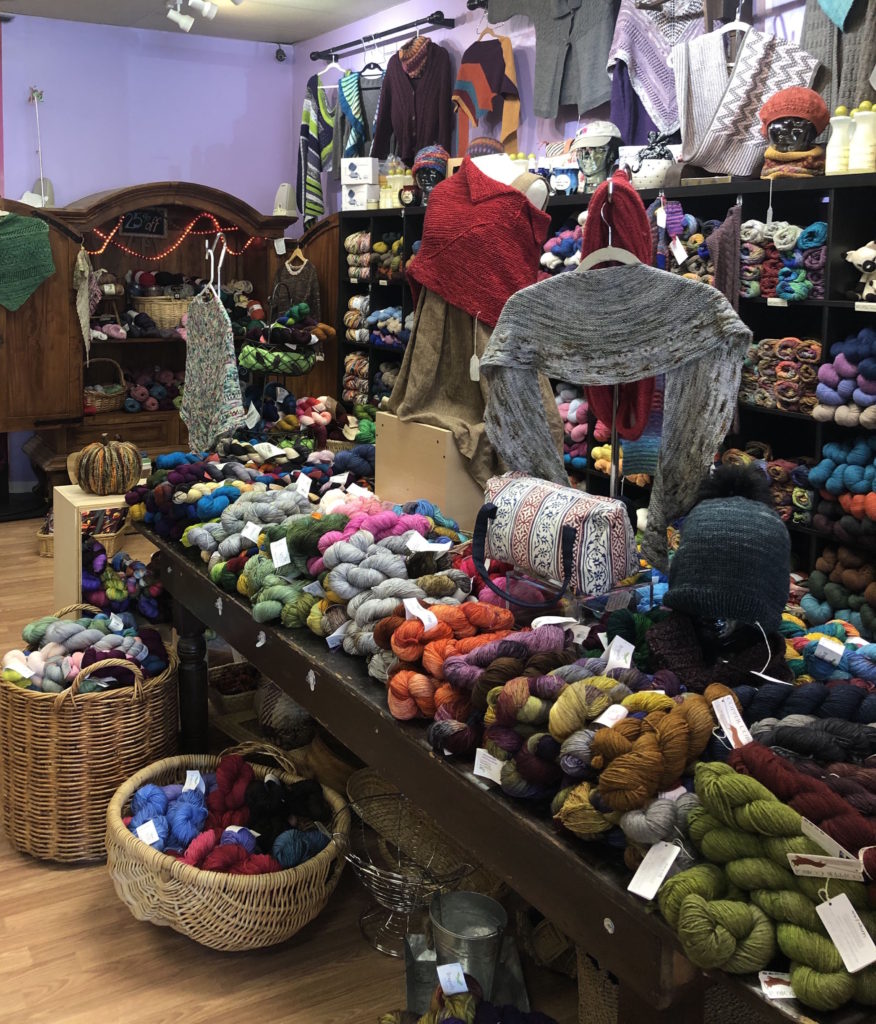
[291,0,586,226]
[2,15,296,214]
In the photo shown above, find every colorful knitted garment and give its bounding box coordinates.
[338,72,366,157]
[296,75,335,227]
[0,214,55,311]
[452,36,519,156]
[399,35,429,78]
[760,146,826,179]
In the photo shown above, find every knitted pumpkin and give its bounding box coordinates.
[74,434,141,495]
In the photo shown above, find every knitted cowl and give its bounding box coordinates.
[481,265,751,569]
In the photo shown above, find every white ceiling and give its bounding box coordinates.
[0,0,404,43]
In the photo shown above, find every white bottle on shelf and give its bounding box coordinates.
[848,110,876,172]
[825,114,853,174]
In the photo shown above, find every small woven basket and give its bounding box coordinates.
[0,604,179,863]
[83,358,126,413]
[131,295,189,331]
[207,661,259,715]
[105,742,349,951]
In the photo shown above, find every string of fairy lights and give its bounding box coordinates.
[85,211,258,260]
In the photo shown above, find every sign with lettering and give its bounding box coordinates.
[120,208,167,237]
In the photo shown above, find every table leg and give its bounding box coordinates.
[617,981,704,1024]
[173,599,208,753]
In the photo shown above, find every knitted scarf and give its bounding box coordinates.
[338,72,366,157]
[673,28,820,176]
[296,75,335,227]
[399,36,430,78]
[761,145,826,178]
[481,264,751,569]
[0,214,55,311]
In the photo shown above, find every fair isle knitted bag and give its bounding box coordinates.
[472,473,637,607]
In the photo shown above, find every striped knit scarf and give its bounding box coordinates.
[339,72,366,157]
[296,75,335,227]
[399,36,430,78]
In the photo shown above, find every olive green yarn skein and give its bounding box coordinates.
[676,896,775,973]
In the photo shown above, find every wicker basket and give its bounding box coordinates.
[346,768,506,901]
[83,358,127,413]
[131,294,189,331]
[207,661,259,715]
[0,605,179,863]
[105,742,350,951]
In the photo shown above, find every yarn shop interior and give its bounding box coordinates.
[3,0,876,1020]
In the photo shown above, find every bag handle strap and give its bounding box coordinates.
[471,502,577,609]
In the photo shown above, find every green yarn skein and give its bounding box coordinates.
[676,896,775,973]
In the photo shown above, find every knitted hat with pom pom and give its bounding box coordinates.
[665,465,791,632]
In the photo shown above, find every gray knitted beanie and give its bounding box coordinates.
[665,472,790,633]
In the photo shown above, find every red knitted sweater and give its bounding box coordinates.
[409,157,551,328]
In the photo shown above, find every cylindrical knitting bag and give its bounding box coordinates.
[472,473,637,608]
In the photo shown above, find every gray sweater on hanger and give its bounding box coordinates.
[480,263,751,569]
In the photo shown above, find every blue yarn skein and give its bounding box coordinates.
[131,783,168,820]
[129,809,170,851]
[798,220,828,250]
[167,790,208,849]
[272,828,330,868]
[220,826,259,854]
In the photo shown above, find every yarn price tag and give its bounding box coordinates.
[275,387,289,403]
[711,695,753,749]
[627,841,680,900]
[253,442,286,459]
[329,473,351,487]
[241,521,262,543]
[816,894,876,973]
[532,615,591,643]
[855,302,876,313]
[788,853,864,882]
[473,748,504,785]
[801,818,855,860]
[303,580,326,598]
[815,637,845,666]
[245,403,261,429]
[406,533,453,554]
[273,237,286,256]
[136,820,160,846]
[605,635,635,672]
[670,237,688,266]
[469,354,480,382]
[767,297,789,307]
[109,613,125,632]
[593,704,628,728]
[437,963,469,996]
[326,620,351,649]
[655,205,667,229]
[183,770,205,795]
[295,473,312,498]
[347,483,371,498]
[758,972,795,1000]
[403,598,439,631]
[270,539,291,568]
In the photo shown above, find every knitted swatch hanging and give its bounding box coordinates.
[0,213,56,311]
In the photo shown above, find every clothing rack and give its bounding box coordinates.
[310,11,455,62]
[467,1,488,8]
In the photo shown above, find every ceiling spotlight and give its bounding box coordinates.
[166,4,194,30]
[188,0,218,17]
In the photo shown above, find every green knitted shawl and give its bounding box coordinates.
[0,214,56,311]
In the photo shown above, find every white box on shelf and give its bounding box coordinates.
[342,184,380,210]
[341,158,379,184]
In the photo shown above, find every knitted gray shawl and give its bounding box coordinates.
[481,263,752,569]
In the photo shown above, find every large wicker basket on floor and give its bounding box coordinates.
[0,605,178,863]
[105,742,350,951]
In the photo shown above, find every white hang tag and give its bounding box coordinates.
[253,442,286,458]
[244,403,261,428]
[605,635,635,672]
[816,894,876,973]
[788,853,864,882]
[655,205,667,229]
[436,963,469,996]
[759,972,795,1000]
[593,704,628,728]
[295,473,312,497]
[109,613,125,632]
[532,615,577,630]
[378,279,387,286]
[329,473,351,487]
[767,297,788,307]
[183,770,205,794]
[273,237,287,256]
[473,748,504,785]
[711,694,753,748]
[802,818,855,860]
[347,483,372,498]
[658,785,688,801]
[750,670,793,686]
[303,580,326,598]
[469,354,480,382]
[628,841,680,900]
[326,620,351,649]
[213,462,227,471]
[406,533,452,553]
[15,662,35,679]
[263,772,280,785]
[597,632,609,650]
[241,521,261,543]
[270,538,291,568]
[670,236,688,266]
[226,824,260,837]
[275,386,289,403]
[815,637,845,666]
[403,598,439,630]
[136,819,160,845]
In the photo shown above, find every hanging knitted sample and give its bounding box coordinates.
[0,213,55,311]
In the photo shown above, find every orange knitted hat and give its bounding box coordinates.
[759,87,829,137]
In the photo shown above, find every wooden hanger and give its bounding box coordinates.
[286,245,307,270]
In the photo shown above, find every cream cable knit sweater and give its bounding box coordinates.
[481,263,752,569]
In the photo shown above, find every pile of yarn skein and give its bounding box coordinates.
[373,231,406,282]
[802,543,876,636]
[343,352,370,405]
[739,218,827,300]
[368,306,410,351]
[81,539,167,621]
[540,215,584,274]
[344,230,373,284]
[739,336,821,413]
[813,326,876,426]
[123,366,184,414]
[555,383,588,478]
[344,294,370,345]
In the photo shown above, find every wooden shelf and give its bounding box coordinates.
[91,336,184,346]
[738,403,815,422]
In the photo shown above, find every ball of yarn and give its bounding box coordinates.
[272,827,330,868]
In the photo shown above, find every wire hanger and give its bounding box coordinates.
[577,180,641,271]
[718,0,750,34]
[361,34,383,76]
[317,52,347,79]
[205,233,227,299]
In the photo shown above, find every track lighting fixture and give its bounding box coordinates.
[188,0,218,18]
[166,3,194,31]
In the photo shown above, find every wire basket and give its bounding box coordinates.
[335,791,470,957]
[131,295,189,331]
[83,358,126,413]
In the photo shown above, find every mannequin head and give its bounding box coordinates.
[571,121,621,193]
[767,115,818,152]
[412,145,449,205]
[759,87,829,147]
[414,166,443,201]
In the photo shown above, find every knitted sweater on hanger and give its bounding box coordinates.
[0,213,55,311]
[273,260,320,322]
[297,75,335,227]
[673,27,819,176]
[481,265,752,570]
[452,36,519,157]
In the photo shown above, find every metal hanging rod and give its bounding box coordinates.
[310,11,455,62]
[467,1,488,8]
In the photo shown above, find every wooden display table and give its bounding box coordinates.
[139,524,869,1024]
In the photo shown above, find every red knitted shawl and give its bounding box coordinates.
[408,157,551,328]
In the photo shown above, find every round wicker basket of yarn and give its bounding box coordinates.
[105,742,350,951]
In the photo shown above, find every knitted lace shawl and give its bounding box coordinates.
[673,28,819,176]
[481,264,752,569]
[0,214,55,311]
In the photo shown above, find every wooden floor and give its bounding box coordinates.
[0,519,577,1024]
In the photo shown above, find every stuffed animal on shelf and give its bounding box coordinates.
[845,241,876,301]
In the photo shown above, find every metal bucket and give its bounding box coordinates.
[429,891,507,999]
